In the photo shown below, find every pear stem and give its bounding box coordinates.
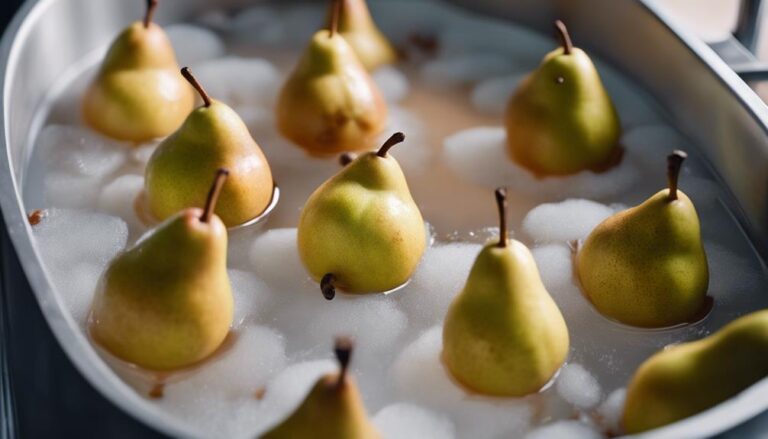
[334,336,354,389]
[667,150,687,201]
[329,0,342,37]
[339,152,356,167]
[495,188,508,248]
[201,168,229,223]
[321,273,336,300]
[377,132,406,158]
[554,20,573,55]
[144,0,158,28]
[181,67,212,107]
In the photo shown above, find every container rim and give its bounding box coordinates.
[0,0,767,438]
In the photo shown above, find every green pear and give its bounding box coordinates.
[442,188,569,396]
[91,169,233,371]
[145,68,275,227]
[276,16,387,156]
[261,338,380,439]
[83,0,194,143]
[325,0,398,70]
[297,133,425,298]
[624,309,768,433]
[576,151,709,327]
[505,20,620,176]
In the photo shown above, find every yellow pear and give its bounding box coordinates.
[505,21,621,176]
[325,0,398,70]
[276,9,387,156]
[145,68,275,227]
[261,338,380,439]
[297,133,426,298]
[624,309,768,433]
[442,188,569,396]
[576,151,709,327]
[83,0,194,143]
[91,169,233,371]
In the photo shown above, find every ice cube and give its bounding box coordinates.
[454,401,531,439]
[392,326,464,409]
[128,141,160,169]
[397,243,482,326]
[97,174,146,235]
[442,126,640,201]
[32,208,128,267]
[164,325,287,400]
[597,388,626,434]
[228,269,277,327]
[44,171,102,210]
[522,199,614,244]
[254,359,338,434]
[471,73,526,116]
[524,420,603,439]
[373,66,410,103]
[531,244,576,292]
[165,24,226,66]
[192,57,281,108]
[374,403,456,439]
[32,209,128,323]
[249,228,311,291]
[300,294,408,365]
[420,54,522,88]
[159,327,286,439]
[37,124,127,179]
[556,363,602,409]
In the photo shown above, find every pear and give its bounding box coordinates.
[325,0,398,70]
[576,151,709,327]
[276,6,387,156]
[261,337,380,439]
[623,309,768,433]
[297,132,425,298]
[504,20,621,176]
[83,0,194,143]
[145,67,275,227]
[91,169,233,371]
[442,188,569,396]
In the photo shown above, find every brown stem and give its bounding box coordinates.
[144,0,158,28]
[667,150,687,201]
[334,336,354,388]
[201,168,229,223]
[321,273,336,300]
[329,0,342,37]
[181,67,212,107]
[377,132,406,158]
[495,187,508,248]
[554,20,573,55]
[339,152,356,167]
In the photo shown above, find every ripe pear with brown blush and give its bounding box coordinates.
[505,21,621,176]
[90,169,233,371]
[623,309,768,433]
[442,189,569,397]
[261,338,380,439]
[83,0,194,143]
[276,4,387,156]
[145,68,275,227]
[298,133,425,298]
[325,0,398,70]
[576,151,709,328]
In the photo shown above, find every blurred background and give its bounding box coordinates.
[0,0,765,438]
